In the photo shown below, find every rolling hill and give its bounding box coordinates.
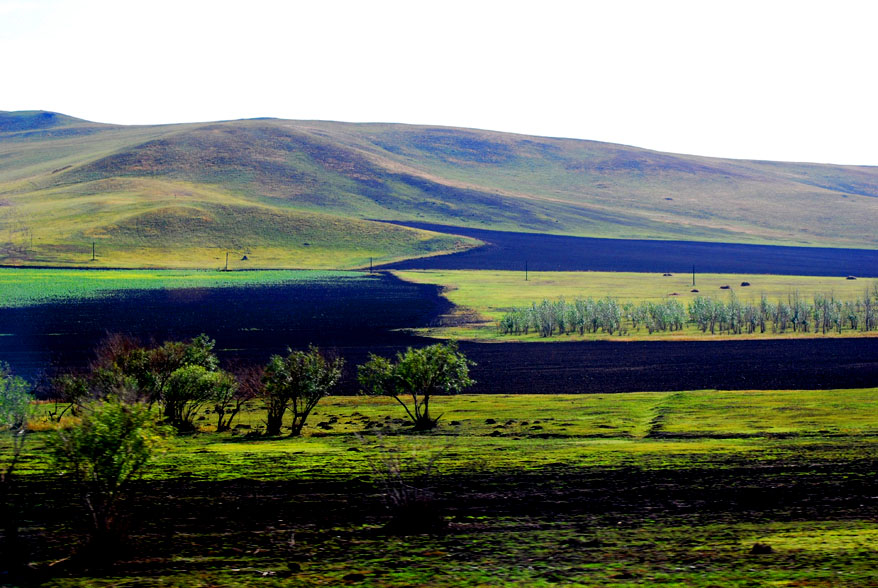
[2,110,877,268]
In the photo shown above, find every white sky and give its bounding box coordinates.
[2,0,877,165]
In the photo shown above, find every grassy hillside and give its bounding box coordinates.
[2,111,878,267]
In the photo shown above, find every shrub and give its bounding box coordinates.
[74,334,236,431]
[48,373,90,419]
[47,398,169,554]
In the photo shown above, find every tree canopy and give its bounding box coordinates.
[358,341,474,430]
[262,346,344,436]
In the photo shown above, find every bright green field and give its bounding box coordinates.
[0,267,368,308]
[17,387,878,481]
[8,389,878,586]
[394,269,878,340]
[82,388,878,477]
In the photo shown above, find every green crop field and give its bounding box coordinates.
[0,267,368,308]
[395,269,878,340]
[6,389,878,586]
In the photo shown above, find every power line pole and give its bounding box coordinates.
[225,252,229,271]
[692,265,696,287]
[92,242,95,261]
[525,260,528,281]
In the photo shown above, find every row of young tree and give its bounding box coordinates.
[499,286,878,337]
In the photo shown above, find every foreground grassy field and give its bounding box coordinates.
[395,269,878,340]
[6,389,878,586]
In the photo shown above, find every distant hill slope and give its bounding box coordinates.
[1,111,877,268]
[0,110,92,132]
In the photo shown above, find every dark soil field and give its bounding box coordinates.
[2,272,877,393]
[0,273,446,385]
[379,222,878,276]
[462,338,878,393]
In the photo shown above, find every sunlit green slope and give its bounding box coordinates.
[2,110,877,268]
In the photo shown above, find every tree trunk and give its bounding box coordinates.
[265,411,284,436]
[413,416,439,430]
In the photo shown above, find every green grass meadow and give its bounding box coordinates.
[119,389,878,476]
[0,267,368,308]
[7,389,878,586]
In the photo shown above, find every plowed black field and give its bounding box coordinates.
[0,273,446,384]
[379,222,878,276]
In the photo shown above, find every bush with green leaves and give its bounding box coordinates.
[47,398,170,551]
[73,334,241,431]
[0,369,32,485]
[358,341,474,431]
[115,333,219,404]
[261,346,344,436]
[164,365,238,431]
[0,363,31,437]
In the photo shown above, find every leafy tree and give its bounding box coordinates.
[164,365,237,431]
[213,363,262,433]
[213,374,249,433]
[863,287,876,331]
[49,372,90,419]
[0,364,33,571]
[500,287,878,338]
[359,342,475,430]
[87,333,218,405]
[82,334,229,430]
[262,346,344,436]
[47,398,169,552]
[129,334,220,407]
[87,333,145,401]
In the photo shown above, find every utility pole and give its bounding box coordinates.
[370,257,373,274]
[525,261,528,281]
[692,265,696,287]
[225,252,229,271]
[92,242,95,261]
